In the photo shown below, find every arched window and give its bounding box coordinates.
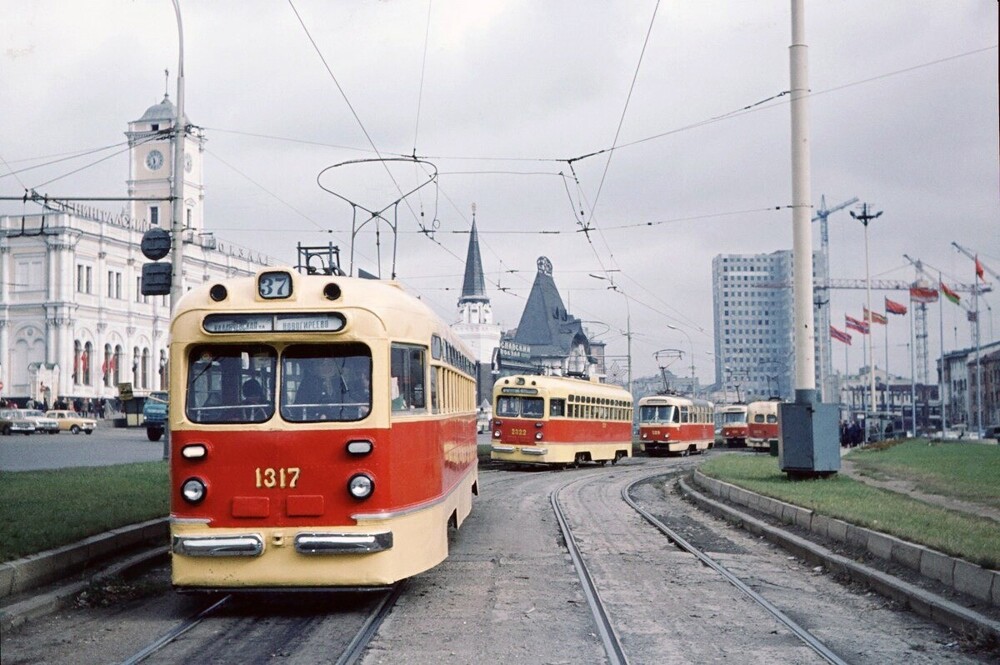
[83,342,93,386]
[159,350,168,390]
[74,340,82,385]
[132,346,141,386]
[103,344,114,387]
[142,348,150,389]
[113,345,123,386]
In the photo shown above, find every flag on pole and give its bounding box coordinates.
[976,255,986,282]
[830,326,852,345]
[885,297,907,315]
[845,314,870,334]
[864,307,888,325]
[940,281,960,305]
[909,285,938,303]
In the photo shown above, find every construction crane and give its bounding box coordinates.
[812,195,859,256]
[952,242,999,284]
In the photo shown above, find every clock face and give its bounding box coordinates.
[184,153,193,173]
[146,149,164,171]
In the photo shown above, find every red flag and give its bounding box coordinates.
[864,307,888,325]
[845,315,870,334]
[830,326,852,345]
[885,297,907,315]
[940,281,960,305]
[909,286,938,303]
[976,255,986,282]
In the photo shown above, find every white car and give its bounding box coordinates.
[18,409,60,434]
[1,409,36,435]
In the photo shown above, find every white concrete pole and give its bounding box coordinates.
[790,0,816,403]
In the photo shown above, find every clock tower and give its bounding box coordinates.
[126,93,206,232]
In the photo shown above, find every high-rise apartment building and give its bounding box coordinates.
[711,250,831,403]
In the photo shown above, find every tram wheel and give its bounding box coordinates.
[598,460,608,467]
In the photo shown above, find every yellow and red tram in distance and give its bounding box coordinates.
[168,267,478,590]
[637,393,715,456]
[719,403,749,448]
[746,399,781,452]
[490,374,633,467]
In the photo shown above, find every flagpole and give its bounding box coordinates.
[910,299,917,437]
[939,272,947,434]
[884,316,889,429]
[975,276,982,437]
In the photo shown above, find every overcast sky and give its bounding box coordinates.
[2,1,997,385]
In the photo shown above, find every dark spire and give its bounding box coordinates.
[459,210,488,304]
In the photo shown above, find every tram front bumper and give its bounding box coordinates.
[172,531,393,557]
[491,444,548,456]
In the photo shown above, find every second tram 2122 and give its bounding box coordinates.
[637,393,715,456]
[490,374,633,467]
[168,266,479,590]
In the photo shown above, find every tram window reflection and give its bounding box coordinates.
[390,343,427,414]
[281,343,372,422]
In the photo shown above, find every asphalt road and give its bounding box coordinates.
[0,424,167,471]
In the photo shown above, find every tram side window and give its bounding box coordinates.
[281,343,372,422]
[430,367,440,414]
[550,398,565,417]
[390,343,426,413]
[186,345,276,424]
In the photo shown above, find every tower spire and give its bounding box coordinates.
[459,204,488,304]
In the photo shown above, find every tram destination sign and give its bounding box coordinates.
[204,312,346,334]
[500,387,539,395]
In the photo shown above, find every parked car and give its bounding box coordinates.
[0,409,36,435]
[19,409,60,434]
[45,409,98,434]
[143,391,168,441]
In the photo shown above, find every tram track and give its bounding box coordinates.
[115,584,403,665]
[622,476,849,665]
[549,459,873,664]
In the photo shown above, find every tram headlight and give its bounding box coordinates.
[641,432,648,440]
[535,432,543,441]
[348,473,375,499]
[493,430,501,438]
[181,477,207,504]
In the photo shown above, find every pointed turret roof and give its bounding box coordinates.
[513,256,591,358]
[459,219,489,304]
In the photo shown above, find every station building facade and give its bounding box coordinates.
[0,95,273,407]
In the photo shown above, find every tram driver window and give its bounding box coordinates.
[186,345,276,424]
[281,343,372,422]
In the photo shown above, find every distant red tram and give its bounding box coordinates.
[168,267,478,590]
[719,403,749,448]
[637,393,715,456]
[490,374,633,467]
[747,399,781,452]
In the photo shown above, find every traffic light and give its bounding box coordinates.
[141,227,172,296]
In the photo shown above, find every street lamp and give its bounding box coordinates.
[169,0,187,314]
[850,203,882,443]
[666,324,696,396]
[589,274,632,394]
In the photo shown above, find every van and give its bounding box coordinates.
[143,391,168,441]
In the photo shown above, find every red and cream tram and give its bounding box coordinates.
[637,393,715,456]
[746,399,781,452]
[719,403,749,448]
[168,268,478,590]
[490,374,633,467]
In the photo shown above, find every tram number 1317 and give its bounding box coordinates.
[255,467,301,489]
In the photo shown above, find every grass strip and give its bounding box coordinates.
[847,439,1000,509]
[0,462,169,562]
[699,452,1000,569]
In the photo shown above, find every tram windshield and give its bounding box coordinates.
[186,345,276,424]
[281,343,372,422]
[639,404,675,424]
[496,395,545,418]
[722,410,747,424]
